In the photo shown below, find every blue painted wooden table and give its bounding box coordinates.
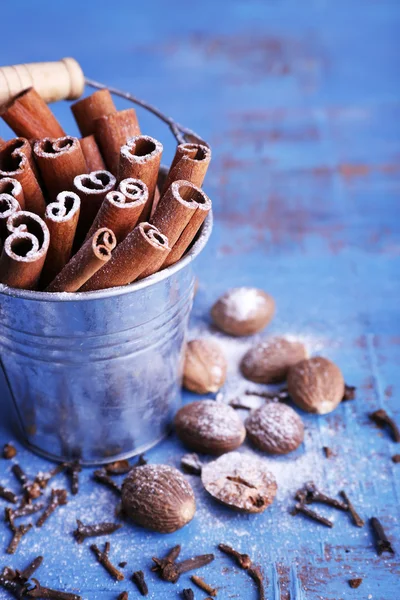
[0,1,399,598]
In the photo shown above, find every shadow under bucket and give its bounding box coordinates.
[0,213,212,465]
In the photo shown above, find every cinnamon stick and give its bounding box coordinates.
[119,135,163,221]
[151,180,200,248]
[71,89,117,137]
[1,87,65,139]
[80,222,170,291]
[161,143,211,195]
[73,170,116,245]
[0,193,20,241]
[0,210,50,289]
[80,136,106,172]
[0,138,46,216]
[33,136,87,199]
[84,181,147,243]
[0,177,24,209]
[41,191,81,287]
[162,185,211,268]
[46,228,116,293]
[94,109,140,175]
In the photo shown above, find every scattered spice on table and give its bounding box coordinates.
[349,578,363,589]
[90,541,125,580]
[370,517,395,555]
[132,570,148,596]
[218,544,265,599]
[343,384,357,401]
[323,446,333,458]
[392,454,400,463]
[118,561,127,568]
[369,409,400,442]
[3,443,17,459]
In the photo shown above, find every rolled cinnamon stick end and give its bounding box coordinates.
[163,187,211,268]
[94,109,141,175]
[34,136,87,200]
[0,138,46,216]
[0,178,24,209]
[85,179,148,243]
[1,88,65,140]
[71,90,117,137]
[0,194,21,240]
[80,222,170,292]
[73,170,116,245]
[119,135,163,221]
[0,210,50,289]
[150,180,200,247]
[46,228,117,293]
[80,135,106,172]
[41,191,81,287]
[161,143,211,195]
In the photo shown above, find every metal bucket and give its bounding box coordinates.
[0,214,212,465]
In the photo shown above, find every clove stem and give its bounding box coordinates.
[369,409,400,442]
[7,523,33,554]
[26,578,81,599]
[340,491,364,527]
[74,519,122,543]
[20,556,44,580]
[0,485,18,504]
[37,489,68,527]
[191,575,217,596]
[291,503,333,528]
[248,565,266,600]
[90,542,124,581]
[218,543,252,569]
[93,470,121,494]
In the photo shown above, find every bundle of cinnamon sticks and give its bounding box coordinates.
[0,87,212,292]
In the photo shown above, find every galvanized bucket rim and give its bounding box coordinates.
[0,212,213,303]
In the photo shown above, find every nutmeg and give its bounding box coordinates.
[241,337,307,383]
[174,400,246,455]
[121,464,196,533]
[211,287,275,336]
[183,339,227,394]
[287,357,345,415]
[245,402,304,454]
[201,451,277,513]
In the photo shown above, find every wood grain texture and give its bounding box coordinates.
[0,1,399,598]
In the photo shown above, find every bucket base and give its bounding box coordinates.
[21,430,171,467]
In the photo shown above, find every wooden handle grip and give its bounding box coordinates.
[0,58,85,106]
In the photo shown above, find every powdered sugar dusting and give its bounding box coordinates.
[245,403,304,454]
[176,400,244,442]
[217,287,269,322]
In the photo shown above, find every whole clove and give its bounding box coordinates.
[369,409,400,442]
[392,454,400,463]
[105,460,131,475]
[181,453,203,476]
[295,482,348,511]
[12,464,28,487]
[66,461,81,495]
[12,464,42,503]
[151,544,181,578]
[0,575,27,598]
[182,590,194,600]
[291,503,334,528]
[132,570,148,596]
[26,578,82,599]
[343,384,356,401]
[3,443,17,459]
[218,544,252,569]
[93,469,121,494]
[191,575,217,596]
[0,484,18,504]
[152,551,214,583]
[37,489,68,527]
[74,519,122,543]
[370,517,395,555]
[339,491,364,527]
[349,578,363,589]
[117,593,128,600]
[90,542,124,580]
